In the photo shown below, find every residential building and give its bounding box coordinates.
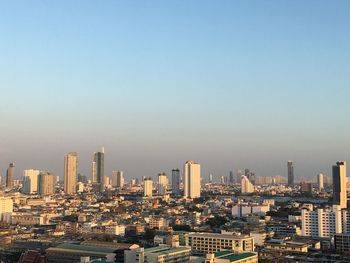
[144,178,153,197]
[38,172,56,195]
[158,172,168,196]
[241,176,254,194]
[22,169,40,194]
[64,152,78,194]
[333,161,347,209]
[184,160,201,199]
[112,170,124,188]
[172,169,180,196]
[301,205,342,237]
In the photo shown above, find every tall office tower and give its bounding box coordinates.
[333,161,347,209]
[158,172,168,196]
[171,169,180,196]
[64,152,78,194]
[241,175,254,194]
[22,169,40,194]
[236,170,242,184]
[229,171,234,184]
[287,161,294,186]
[6,163,15,188]
[144,177,153,197]
[318,173,324,192]
[38,172,56,195]
[209,173,213,183]
[183,160,201,199]
[112,170,124,188]
[92,147,105,191]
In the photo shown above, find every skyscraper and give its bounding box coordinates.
[6,163,15,188]
[158,172,168,196]
[38,172,56,195]
[144,177,153,197]
[241,175,254,194]
[184,160,201,199]
[332,161,347,209]
[287,161,294,186]
[209,173,213,183]
[22,169,40,194]
[112,170,124,188]
[171,169,180,196]
[229,171,234,184]
[64,152,78,194]
[92,147,105,191]
[317,173,324,192]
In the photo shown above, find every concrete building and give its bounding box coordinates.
[186,232,254,255]
[172,169,180,196]
[333,161,347,209]
[335,233,350,254]
[64,152,78,194]
[301,205,342,237]
[232,202,270,217]
[158,172,168,196]
[125,245,191,263]
[204,251,258,263]
[92,147,105,191]
[38,172,56,195]
[317,173,324,192]
[144,178,153,197]
[6,163,15,188]
[287,161,294,186]
[22,169,40,194]
[241,176,254,194]
[112,170,124,188]
[184,161,201,199]
[0,197,13,221]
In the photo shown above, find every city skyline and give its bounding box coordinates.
[1,1,350,180]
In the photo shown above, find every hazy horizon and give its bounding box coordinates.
[1,1,350,181]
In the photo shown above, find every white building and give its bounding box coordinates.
[0,197,13,221]
[317,173,324,192]
[232,202,270,217]
[241,176,254,194]
[22,169,40,194]
[184,161,201,199]
[186,232,254,255]
[144,178,153,197]
[158,173,168,196]
[125,245,191,263]
[301,205,343,237]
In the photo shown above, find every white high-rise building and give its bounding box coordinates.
[184,161,201,199]
[241,175,254,194]
[301,205,343,237]
[22,169,40,194]
[112,170,124,188]
[317,173,324,192]
[144,178,153,197]
[158,172,168,196]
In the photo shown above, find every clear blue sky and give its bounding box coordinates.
[0,1,350,181]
